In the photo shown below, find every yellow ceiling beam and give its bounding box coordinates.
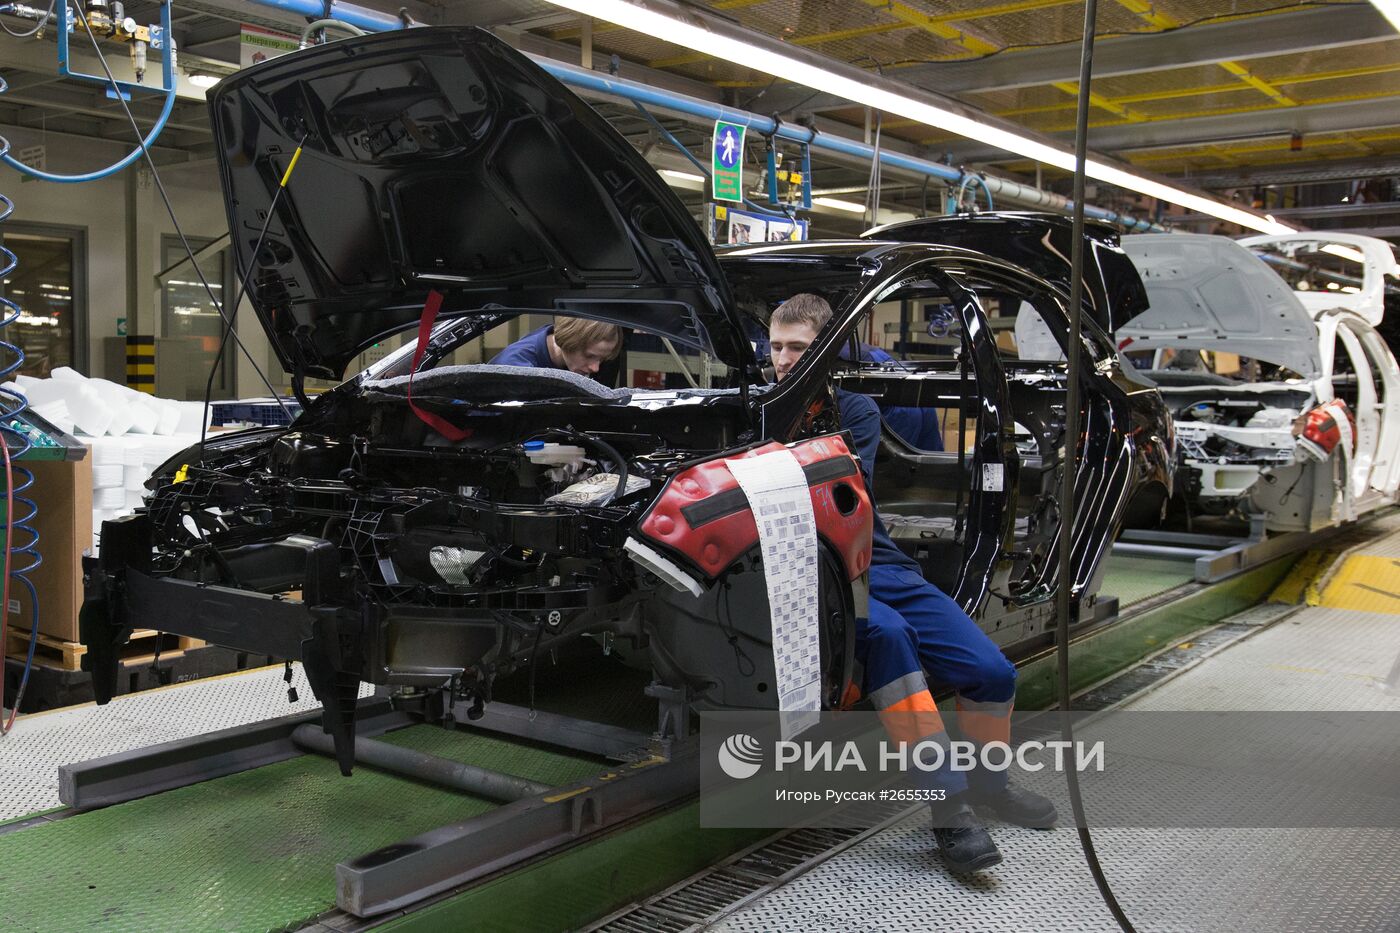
[1276,60,1400,86]
[1123,128,1400,163]
[1110,0,1177,29]
[856,0,999,55]
[1051,81,1145,120]
[1216,61,1299,107]
[995,60,1400,118]
[1110,0,1306,109]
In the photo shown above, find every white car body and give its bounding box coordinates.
[1119,232,1400,532]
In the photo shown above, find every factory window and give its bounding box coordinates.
[159,235,232,400]
[0,223,87,378]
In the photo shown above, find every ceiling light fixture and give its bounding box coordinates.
[544,0,1294,235]
[812,196,868,213]
[187,72,221,89]
[1321,243,1368,264]
[1368,1,1400,32]
[660,169,706,183]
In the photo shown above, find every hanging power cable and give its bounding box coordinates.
[67,0,292,417]
[200,140,306,456]
[1055,2,1138,930]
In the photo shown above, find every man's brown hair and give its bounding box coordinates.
[771,293,833,333]
[553,317,623,359]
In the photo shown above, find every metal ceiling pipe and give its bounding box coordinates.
[291,724,552,801]
[534,58,1162,232]
[232,0,1164,232]
[249,0,403,34]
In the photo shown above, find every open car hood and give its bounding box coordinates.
[1118,233,1321,375]
[209,27,742,381]
[863,212,1150,333]
[1239,232,1398,328]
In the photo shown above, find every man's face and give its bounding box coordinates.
[770,320,819,381]
[560,338,618,377]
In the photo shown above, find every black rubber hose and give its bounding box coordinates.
[1056,2,1138,931]
[539,428,632,503]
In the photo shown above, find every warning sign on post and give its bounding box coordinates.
[711,120,746,203]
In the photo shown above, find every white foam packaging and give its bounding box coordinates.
[31,400,75,434]
[174,401,211,435]
[126,402,159,435]
[94,486,127,510]
[86,436,123,465]
[155,400,182,435]
[93,464,124,488]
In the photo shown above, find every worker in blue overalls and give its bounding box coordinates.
[769,293,1057,873]
[838,341,945,452]
[492,317,623,378]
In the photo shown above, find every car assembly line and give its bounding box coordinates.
[3,3,1399,932]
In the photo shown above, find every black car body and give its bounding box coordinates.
[80,29,1172,770]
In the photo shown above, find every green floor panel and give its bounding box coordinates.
[378,802,767,933]
[1099,554,1196,608]
[0,726,604,933]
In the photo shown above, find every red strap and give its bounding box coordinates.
[406,289,472,441]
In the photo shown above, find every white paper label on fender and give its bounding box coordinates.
[982,462,1004,492]
[725,448,821,740]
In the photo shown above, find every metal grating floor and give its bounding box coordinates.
[702,528,1400,933]
[0,664,373,823]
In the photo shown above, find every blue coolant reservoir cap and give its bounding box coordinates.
[523,440,545,450]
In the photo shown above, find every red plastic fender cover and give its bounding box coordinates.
[638,435,873,582]
[1298,399,1356,460]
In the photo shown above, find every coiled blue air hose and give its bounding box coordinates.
[0,81,43,727]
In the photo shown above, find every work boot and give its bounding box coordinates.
[967,780,1059,829]
[930,800,1003,873]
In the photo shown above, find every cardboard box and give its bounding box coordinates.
[5,456,92,643]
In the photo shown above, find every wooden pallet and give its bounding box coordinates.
[3,628,206,672]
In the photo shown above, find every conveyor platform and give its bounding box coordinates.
[0,518,1376,932]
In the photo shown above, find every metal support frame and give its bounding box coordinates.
[338,742,698,917]
[55,0,176,97]
[52,685,698,919]
[465,700,661,761]
[1114,524,1339,585]
[57,697,407,811]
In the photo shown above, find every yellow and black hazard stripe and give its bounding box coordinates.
[126,335,155,394]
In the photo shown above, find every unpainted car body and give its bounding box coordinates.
[1118,232,1400,532]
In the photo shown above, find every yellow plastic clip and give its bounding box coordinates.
[173,464,189,484]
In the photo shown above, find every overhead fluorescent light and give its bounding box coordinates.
[660,169,705,183]
[1321,243,1367,264]
[545,0,1294,235]
[187,72,221,89]
[1369,1,1400,32]
[812,196,867,213]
